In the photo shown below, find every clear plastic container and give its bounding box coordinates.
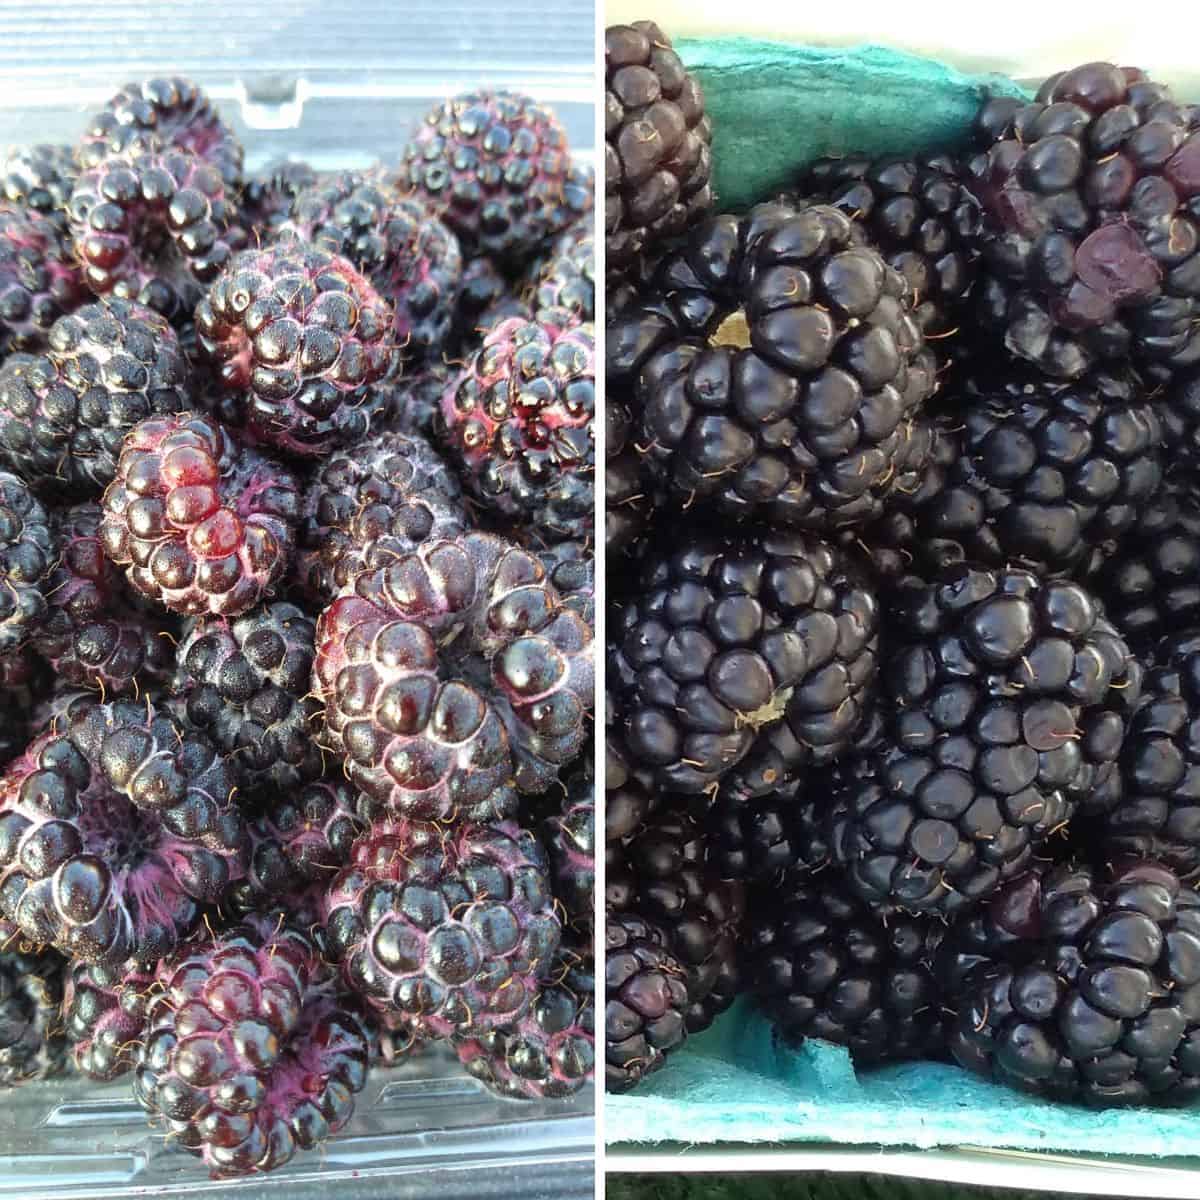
[0,2,596,1194]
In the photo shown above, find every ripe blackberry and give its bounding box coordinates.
[525,219,595,325]
[62,955,154,1081]
[950,860,1200,1105]
[0,298,190,494]
[398,90,594,263]
[239,159,318,234]
[35,503,174,696]
[1,144,76,229]
[1093,479,1200,646]
[79,77,243,188]
[222,778,366,915]
[323,819,562,1038]
[607,807,744,1033]
[794,154,982,336]
[610,530,880,793]
[0,942,68,1084]
[1091,631,1200,878]
[879,367,1164,579]
[133,913,370,1176]
[543,755,595,934]
[605,718,660,844]
[0,695,244,964]
[284,176,462,363]
[454,945,594,1100]
[0,650,49,769]
[99,412,301,617]
[68,147,241,320]
[705,777,828,884]
[381,362,451,441]
[748,870,942,1063]
[605,911,688,1092]
[826,565,1141,917]
[193,242,394,456]
[314,533,593,820]
[606,390,654,558]
[967,63,1200,379]
[605,21,714,276]
[293,429,467,606]
[441,315,594,543]
[0,204,84,355]
[631,203,937,529]
[0,472,54,653]
[170,601,322,789]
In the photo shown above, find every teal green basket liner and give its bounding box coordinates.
[607,999,1200,1154]
[607,39,1200,1157]
[674,38,1028,211]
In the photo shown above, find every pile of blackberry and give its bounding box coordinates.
[0,72,594,1175]
[606,35,1200,1112]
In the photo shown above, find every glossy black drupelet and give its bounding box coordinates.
[748,871,943,1063]
[628,203,937,530]
[826,565,1141,917]
[605,911,689,1093]
[950,861,1200,1106]
[610,529,879,792]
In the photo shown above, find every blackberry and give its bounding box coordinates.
[193,242,394,456]
[315,533,593,819]
[169,601,322,789]
[629,204,937,529]
[605,717,660,844]
[398,90,594,264]
[381,362,452,441]
[605,389,655,559]
[967,63,1200,379]
[525,219,595,324]
[950,860,1200,1106]
[78,77,244,188]
[876,367,1165,579]
[826,565,1141,917]
[0,695,244,964]
[454,943,594,1100]
[133,913,370,1176]
[293,429,467,606]
[605,911,688,1092]
[748,870,943,1063]
[0,942,67,1085]
[99,412,301,617]
[0,204,84,355]
[34,503,174,696]
[610,530,879,793]
[705,776,828,884]
[0,472,54,653]
[222,778,366,915]
[441,315,594,543]
[239,159,318,233]
[605,21,714,276]
[1093,479,1200,646]
[794,154,982,336]
[0,298,190,494]
[284,177,463,363]
[606,807,744,1033]
[62,955,154,1081]
[68,147,241,320]
[323,819,562,1038]
[543,754,595,934]
[1,144,76,229]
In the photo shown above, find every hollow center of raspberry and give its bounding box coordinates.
[77,791,156,870]
[709,310,752,350]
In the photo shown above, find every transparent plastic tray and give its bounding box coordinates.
[0,2,596,1194]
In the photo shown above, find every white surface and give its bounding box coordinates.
[604,0,1200,94]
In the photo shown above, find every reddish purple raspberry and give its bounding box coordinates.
[0,472,54,654]
[62,955,155,1081]
[0,204,84,355]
